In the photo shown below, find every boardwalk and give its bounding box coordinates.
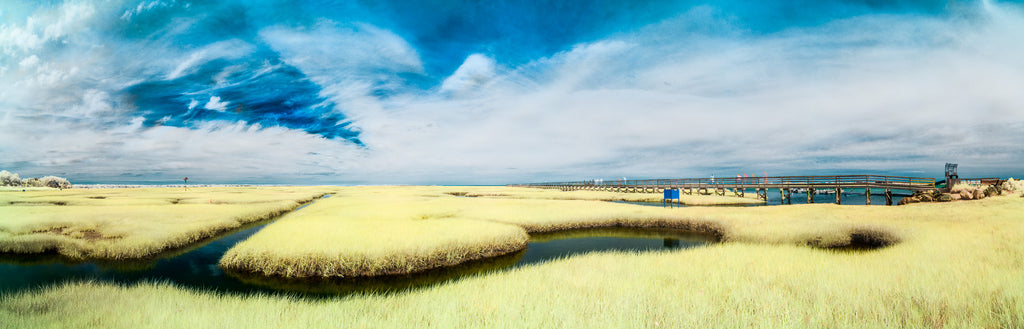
[514,175,936,205]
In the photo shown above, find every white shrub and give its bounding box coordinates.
[1002,178,1024,195]
[22,177,42,187]
[39,176,72,189]
[1,170,22,186]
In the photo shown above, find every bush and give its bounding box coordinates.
[40,176,72,189]
[1002,178,1024,193]
[0,170,73,188]
[22,177,42,187]
[0,170,21,186]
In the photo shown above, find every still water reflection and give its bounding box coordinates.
[0,222,712,297]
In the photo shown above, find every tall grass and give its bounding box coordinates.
[0,186,331,259]
[220,186,900,280]
[219,187,530,278]
[2,193,1022,328]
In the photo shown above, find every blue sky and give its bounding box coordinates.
[1,0,1023,184]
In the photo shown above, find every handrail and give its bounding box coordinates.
[515,175,935,190]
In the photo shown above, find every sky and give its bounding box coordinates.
[1,0,1023,185]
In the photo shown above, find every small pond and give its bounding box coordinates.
[0,202,714,297]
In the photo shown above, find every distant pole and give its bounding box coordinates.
[183,177,188,191]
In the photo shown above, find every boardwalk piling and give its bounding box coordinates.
[518,175,936,207]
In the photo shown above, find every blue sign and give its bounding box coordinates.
[664,189,680,200]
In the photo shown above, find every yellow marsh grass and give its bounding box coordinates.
[3,194,1023,328]
[0,186,331,259]
[414,186,898,247]
[222,186,886,279]
[220,187,530,278]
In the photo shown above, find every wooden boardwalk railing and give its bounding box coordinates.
[512,175,936,205]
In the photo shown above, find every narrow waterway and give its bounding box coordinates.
[0,198,714,297]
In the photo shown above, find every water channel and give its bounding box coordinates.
[0,199,714,297]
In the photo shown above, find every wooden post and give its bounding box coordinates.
[779,188,785,203]
[784,188,792,204]
[885,189,893,206]
[835,188,841,205]
[807,188,815,203]
[865,188,871,205]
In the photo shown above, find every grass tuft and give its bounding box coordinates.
[0,186,333,259]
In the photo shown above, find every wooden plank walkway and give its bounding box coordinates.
[513,175,936,205]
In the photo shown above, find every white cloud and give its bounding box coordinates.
[166,39,255,80]
[260,21,423,77]
[0,117,365,183]
[0,2,98,55]
[204,96,228,112]
[18,55,39,68]
[68,89,116,117]
[259,21,424,121]
[319,2,1024,182]
[120,0,173,21]
[42,2,95,41]
[440,54,497,95]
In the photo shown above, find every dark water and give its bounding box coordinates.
[620,189,912,207]
[0,206,713,297]
[0,199,326,297]
[521,228,711,263]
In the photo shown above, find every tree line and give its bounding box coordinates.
[0,170,72,189]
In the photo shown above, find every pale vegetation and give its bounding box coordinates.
[0,170,71,189]
[220,186,769,278]
[0,186,332,259]
[220,187,530,277]
[2,190,1022,328]
[1002,177,1024,196]
[0,170,21,186]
